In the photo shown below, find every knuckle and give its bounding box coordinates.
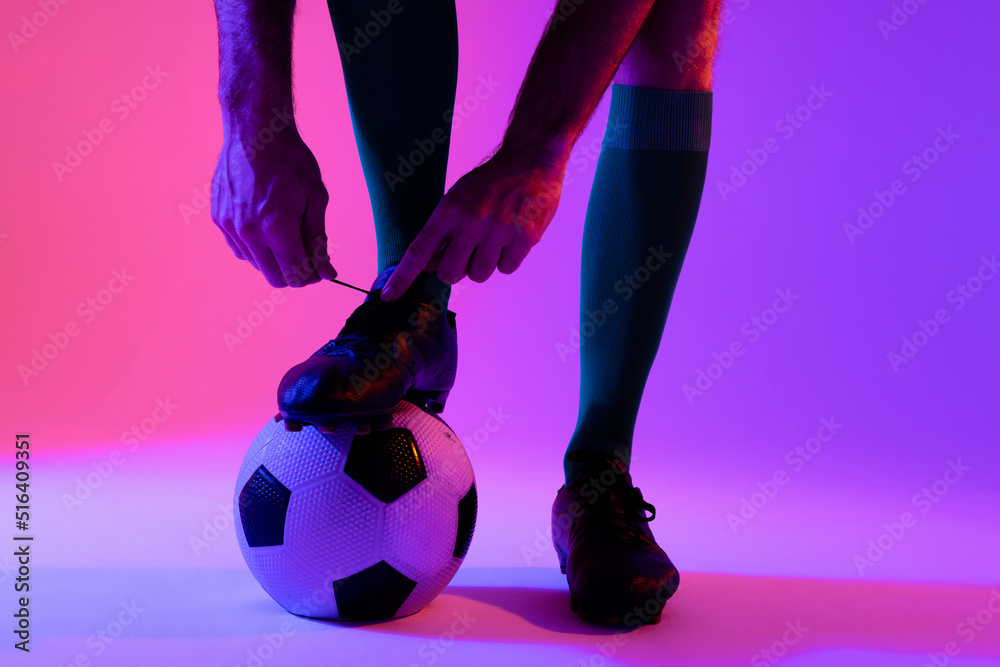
[407,236,432,259]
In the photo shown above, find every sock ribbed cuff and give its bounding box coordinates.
[603,84,713,152]
[413,272,452,306]
[377,261,452,306]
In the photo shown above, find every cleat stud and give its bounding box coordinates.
[284,420,303,432]
[273,414,284,422]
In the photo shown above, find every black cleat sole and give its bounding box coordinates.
[568,594,662,626]
[274,412,391,436]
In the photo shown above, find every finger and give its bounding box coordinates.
[424,242,449,274]
[220,229,246,260]
[467,241,503,283]
[243,236,289,287]
[497,244,528,275]
[232,233,259,270]
[211,195,246,260]
[212,168,257,268]
[381,218,449,301]
[435,232,477,285]
[270,227,318,288]
[218,203,259,269]
[225,202,259,269]
[302,190,337,281]
[258,204,322,288]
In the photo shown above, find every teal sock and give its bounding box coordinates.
[565,84,713,483]
[326,0,456,305]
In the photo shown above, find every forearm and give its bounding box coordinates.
[214,0,297,131]
[500,0,658,165]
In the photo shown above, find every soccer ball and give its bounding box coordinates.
[234,400,477,620]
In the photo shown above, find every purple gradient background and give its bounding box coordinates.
[1,0,999,664]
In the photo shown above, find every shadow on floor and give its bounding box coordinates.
[30,566,1000,666]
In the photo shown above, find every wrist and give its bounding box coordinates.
[221,97,297,143]
[497,132,573,172]
[217,52,294,127]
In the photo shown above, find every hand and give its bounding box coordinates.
[211,125,336,287]
[381,148,567,301]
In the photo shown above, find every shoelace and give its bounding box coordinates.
[628,487,657,523]
[585,485,658,549]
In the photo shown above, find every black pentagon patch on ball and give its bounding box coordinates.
[238,465,292,547]
[333,560,417,620]
[453,483,477,559]
[345,428,427,503]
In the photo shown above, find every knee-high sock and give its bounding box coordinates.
[565,84,712,482]
[326,0,457,303]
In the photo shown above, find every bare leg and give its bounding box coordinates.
[616,0,720,91]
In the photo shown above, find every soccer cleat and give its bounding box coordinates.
[277,266,457,433]
[552,452,679,626]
